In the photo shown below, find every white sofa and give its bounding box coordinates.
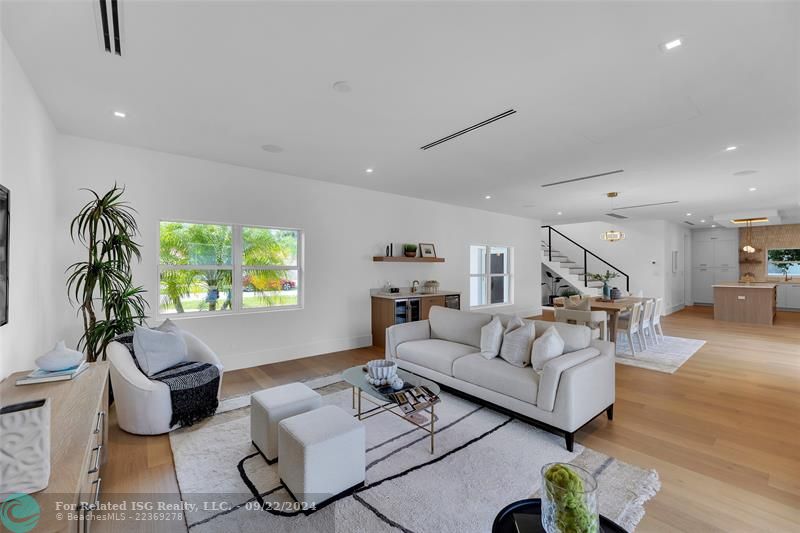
[108,331,224,435]
[386,306,615,451]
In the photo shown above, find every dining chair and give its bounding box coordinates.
[651,298,665,342]
[616,302,644,355]
[640,299,655,348]
[554,308,609,341]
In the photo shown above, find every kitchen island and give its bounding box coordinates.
[713,283,777,325]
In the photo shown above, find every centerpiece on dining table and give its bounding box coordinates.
[588,270,619,300]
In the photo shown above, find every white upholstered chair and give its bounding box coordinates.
[616,302,644,355]
[649,298,665,343]
[639,299,655,349]
[554,308,609,341]
[107,331,224,435]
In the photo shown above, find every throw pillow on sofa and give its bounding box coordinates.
[133,326,189,377]
[479,316,504,359]
[499,316,534,367]
[531,326,565,372]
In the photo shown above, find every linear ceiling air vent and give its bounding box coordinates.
[95,0,123,56]
[612,200,679,211]
[606,212,628,219]
[684,221,695,226]
[541,169,624,188]
[420,109,516,150]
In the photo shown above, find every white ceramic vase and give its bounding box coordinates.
[35,341,84,371]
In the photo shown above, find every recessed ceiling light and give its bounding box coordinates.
[484,195,492,200]
[332,81,352,93]
[113,111,126,118]
[749,187,757,192]
[686,213,692,216]
[365,168,374,173]
[662,38,682,51]
[261,144,283,153]
[725,146,737,151]
[700,219,706,223]
[557,211,563,216]
[711,224,717,228]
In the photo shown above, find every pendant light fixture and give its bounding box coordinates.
[601,192,626,242]
[742,219,756,253]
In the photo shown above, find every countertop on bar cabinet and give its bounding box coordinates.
[370,290,460,300]
[711,283,777,289]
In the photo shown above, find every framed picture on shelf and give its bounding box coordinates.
[419,243,436,258]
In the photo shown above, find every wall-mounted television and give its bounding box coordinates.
[0,185,8,326]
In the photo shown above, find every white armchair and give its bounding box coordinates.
[107,331,224,435]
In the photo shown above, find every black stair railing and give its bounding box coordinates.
[542,225,630,292]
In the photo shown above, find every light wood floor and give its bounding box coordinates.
[101,307,800,532]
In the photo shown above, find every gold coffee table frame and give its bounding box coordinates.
[342,366,439,454]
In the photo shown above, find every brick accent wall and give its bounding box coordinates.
[739,223,800,281]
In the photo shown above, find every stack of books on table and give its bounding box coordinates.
[16,361,88,385]
[389,385,441,415]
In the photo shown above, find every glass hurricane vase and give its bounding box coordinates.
[541,462,599,533]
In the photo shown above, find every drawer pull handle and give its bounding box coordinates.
[93,411,105,435]
[88,445,102,474]
[80,477,102,511]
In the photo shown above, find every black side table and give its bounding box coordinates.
[492,498,627,533]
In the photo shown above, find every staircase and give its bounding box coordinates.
[541,225,630,305]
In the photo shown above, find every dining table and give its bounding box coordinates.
[555,296,653,342]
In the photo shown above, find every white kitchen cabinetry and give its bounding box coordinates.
[693,268,715,304]
[692,228,739,304]
[777,284,800,310]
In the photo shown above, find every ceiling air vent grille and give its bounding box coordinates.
[606,213,628,219]
[684,221,695,226]
[420,109,516,150]
[541,169,624,188]
[95,0,123,56]
[612,200,679,211]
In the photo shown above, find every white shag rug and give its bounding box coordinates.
[615,335,705,374]
[170,375,660,532]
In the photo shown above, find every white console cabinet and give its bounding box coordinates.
[777,283,800,310]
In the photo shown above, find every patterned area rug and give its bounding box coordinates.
[615,335,705,374]
[170,375,660,532]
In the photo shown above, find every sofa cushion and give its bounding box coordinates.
[499,318,534,368]
[396,339,477,376]
[536,347,601,412]
[453,354,540,405]
[479,316,504,359]
[531,326,565,372]
[533,321,592,352]
[429,306,492,349]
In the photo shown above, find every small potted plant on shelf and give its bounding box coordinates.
[403,244,418,258]
[589,270,619,300]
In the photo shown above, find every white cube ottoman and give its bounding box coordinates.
[278,405,365,506]
[251,382,322,463]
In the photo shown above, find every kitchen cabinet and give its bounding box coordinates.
[693,268,715,304]
[371,292,461,348]
[777,284,800,310]
[691,228,739,303]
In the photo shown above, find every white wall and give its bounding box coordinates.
[551,220,667,299]
[0,35,59,378]
[53,136,541,371]
[551,220,691,314]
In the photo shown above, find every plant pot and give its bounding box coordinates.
[404,251,416,258]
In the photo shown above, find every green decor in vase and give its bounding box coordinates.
[541,463,599,533]
[403,244,418,257]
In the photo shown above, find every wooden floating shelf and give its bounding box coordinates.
[373,256,445,263]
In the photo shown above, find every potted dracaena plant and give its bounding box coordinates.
[66,185,148,362]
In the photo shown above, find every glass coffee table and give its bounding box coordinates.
[342,365,440,454]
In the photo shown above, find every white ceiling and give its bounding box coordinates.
[3,1,799,227]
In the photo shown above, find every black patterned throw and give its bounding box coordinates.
[112,332,220,427]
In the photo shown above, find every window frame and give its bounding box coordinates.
[158,219,304,319]
[469,244,514,309]
[766,247,800,278]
